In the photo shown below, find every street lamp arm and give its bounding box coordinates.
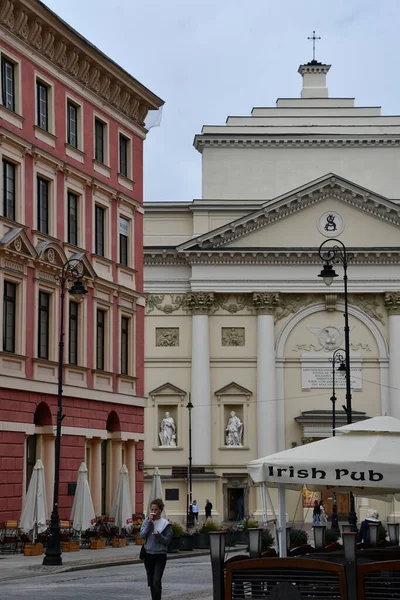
[59,258,86,289]
[318,238,353,268]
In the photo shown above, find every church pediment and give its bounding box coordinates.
[177,174,400,253]
[36,241,69,268]
[148,382,187,398]
[215,382,253,398]
[0,227,37,259]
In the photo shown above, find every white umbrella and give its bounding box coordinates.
[247,416,400,557]
[147,467,166,518]
[109,464,133,531]
[20,459,48,542]
[70,462,95,533]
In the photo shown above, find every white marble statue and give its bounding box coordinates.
[159,412,177,447]
[225,411,243,446]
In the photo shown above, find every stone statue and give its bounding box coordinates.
[159,412,177,447]
[225,411,243,447]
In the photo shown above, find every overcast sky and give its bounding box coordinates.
[44,0,400,202]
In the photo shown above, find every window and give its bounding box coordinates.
[165,489,179,501]
[96,308,105,370]
[26,436,37,491]
[37,177,49,234]
[38,291,50,359]
[3,281,16,353]
[119,217,129,266]
[94,118,104,163]
[67,192,78,246]
[121,316,129,375]
[67,101,78,148]
[119,134,129,177]
[95,205,105,256]
[68,301,79,365]
[1,57,15,111]
[2,159,15,221]
[36,80,48,131]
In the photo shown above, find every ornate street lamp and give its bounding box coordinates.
[43,259,87,566]
[318,239,357,531]
[186,395,194,529]
[330,348,346,534]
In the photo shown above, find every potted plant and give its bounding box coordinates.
[168,521,185,553]
[90,537,107,550]
[236,517,259,545]
[288,528,311,556]
[194,519,221,549]
[261,529,275,552]
[112,532,127,548]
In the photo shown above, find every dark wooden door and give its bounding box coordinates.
[322,492,349,517]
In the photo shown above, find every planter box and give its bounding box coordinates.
[194,533,210,549]
[168,536,181,553]
[135,537,145,545]
[112,537,127,548]
[61,541,80,552]
[90,539,106,550]
[179,534,194,551]
[235,530,248,545]
[24,543,43,556]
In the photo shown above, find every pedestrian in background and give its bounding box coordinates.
[191,499,199,522]
[312,499,321,526]
[205,499,213,519]
[140,498,172,600]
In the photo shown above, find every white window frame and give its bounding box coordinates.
[118,129,132,179]
[0,47,22,115]
[0,271,25,355]
[34,72,55,135]
[93,113,110,166]
[65,93,84,152]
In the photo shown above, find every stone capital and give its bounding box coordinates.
[252,292,280,315]
[184,292,215,314]
[384,292,400,315]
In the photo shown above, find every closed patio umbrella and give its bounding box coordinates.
[20,458,48,542]
[70,462,95,533]
[109,464,133,531]
[147,467,166,518]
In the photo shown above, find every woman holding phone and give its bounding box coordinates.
[140,498,172,600]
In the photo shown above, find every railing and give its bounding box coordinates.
[225,557,347,599]
[358,560,400,599]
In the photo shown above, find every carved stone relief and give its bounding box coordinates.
[221,327,245,347]
[156,328,179,347]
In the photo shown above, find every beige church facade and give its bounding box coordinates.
[143,60,400,524]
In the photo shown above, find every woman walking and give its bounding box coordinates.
[140,498,172,600]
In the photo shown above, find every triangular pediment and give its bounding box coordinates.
[0,227,37,259]
[214,382,253,397]
[36,244,96,280]
[148,382,187,397]
[177,174,400,252]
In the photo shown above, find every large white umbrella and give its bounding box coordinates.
[247,416,400,556]
[20,459,48,542]
[109,464,133,531]
[70,462,95,533]
[147,467,166,518]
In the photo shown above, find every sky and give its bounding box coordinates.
[43,0,400,202]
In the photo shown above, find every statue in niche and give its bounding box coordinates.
[225,411,243,447]
[159,412,177,447]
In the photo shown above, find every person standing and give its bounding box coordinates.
[319,500,327,525]
[191,500,199,522]
[205,499,213,519]
[140,499,172,600]
[312,499,321,526]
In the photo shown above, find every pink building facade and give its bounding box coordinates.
[0,0,163,520]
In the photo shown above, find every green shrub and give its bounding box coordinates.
[198,519,221,533]
[242,518,259,530]
[290,528,308,546]
[171,521,186,537]
[325,529,339,544]
[261,529,275,550]
[379,525,387,541]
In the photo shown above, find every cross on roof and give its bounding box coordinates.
[307,30,321,62]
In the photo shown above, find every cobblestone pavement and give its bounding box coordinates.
[1,557,213,600]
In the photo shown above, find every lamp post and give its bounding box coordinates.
[43,259,87,566]
[318,239,357,531]
[330,348,346,534]
[186,395,194,529]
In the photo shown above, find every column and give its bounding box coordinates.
[253,293,279,458]
[385,294,400,418]
[111,440,123,502]
[125,442,136,514]
[188,292,214,466]
[90,439,102,517]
